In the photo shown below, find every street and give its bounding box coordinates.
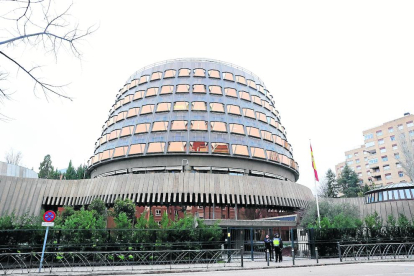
[135,262,414,276]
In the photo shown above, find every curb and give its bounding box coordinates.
[15,259,414,276]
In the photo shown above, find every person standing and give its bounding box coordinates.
[273,233,283,262]
[264,234,273,261]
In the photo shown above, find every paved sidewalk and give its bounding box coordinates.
[7,257,414,276]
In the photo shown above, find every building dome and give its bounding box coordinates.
[88,58,299,180]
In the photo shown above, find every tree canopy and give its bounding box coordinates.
[337,164,361,197]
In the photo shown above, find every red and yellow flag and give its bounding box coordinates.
[310,144,319,182]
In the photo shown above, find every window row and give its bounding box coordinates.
[119,69,266,95]
[106,103,284,132]
[91,142,295,167]
[99,121,291,151]
[114,85,276,113]
[366,188,414,203]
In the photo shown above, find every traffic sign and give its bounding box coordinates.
[43,210,56,222]
[42,222,54,227]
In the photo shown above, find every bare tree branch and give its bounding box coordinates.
[4,148,23,165]
[0,0,96,105]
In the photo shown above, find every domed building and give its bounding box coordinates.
[88,58,298,181]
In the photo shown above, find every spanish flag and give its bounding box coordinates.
[310,144,319,182]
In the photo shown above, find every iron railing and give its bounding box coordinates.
[340,243,414,261]
[0,249,241,274]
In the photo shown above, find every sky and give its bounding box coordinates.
[1,0,414,193]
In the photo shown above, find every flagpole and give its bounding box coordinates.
[310,140,321,228]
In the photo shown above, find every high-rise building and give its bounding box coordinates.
[335,113,414,187]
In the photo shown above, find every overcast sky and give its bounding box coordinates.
[1,0,414,193]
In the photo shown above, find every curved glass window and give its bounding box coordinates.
[100,149,113,161]
[236,75,246,85]
[141,104,154,115]
[107,116,116,127]
[114,146,128,158]
[212,143,229,154]
[156,102,171,113]
[146,87,158,97]
[225,88,237,98]
[164,69,176,78]
[174,101,189,111]
[246,127,260,138]
[232,145,249,156]
[135,123,150,134]
[160,85,173,95]
[251,147,266,159]
[194,68,206,77]
[274,135,284,146]
[223,72,234,81]
[176,84,190,93]
[139,75,149,85]
[178,68,191,77]
[209,85,223,95]
[211,121,227,132]
[168,142,187,153]
[114,100,122,110]
[191,120,208,131]
[230,123,245,135]
[256,112,267,123]
[190,142,208,153]
[243,108,255,119]
[100,135,107,145]
[257,85,265,94]
[152,121,169,132]
[116,111,127,122]
[252,96,262,106]
[120,125,134,137]
[208,69,220,79]
[171,120,188,131]
[127,107,140,118]
[210,102,225,113]
[133,90,144,101]
[109,129,121,141]
[268,117,277,128]
[263,101,271,111]
[129,143,145,155]
[147,142,165,154]
[192,101,207,111]
[267,150,280,162]
[247,79,257,90]
[227,105,241,116]
[239,91,250,101]
[122,95,133,105]
[193,84,206,93]
[281,155,290,165]
[130,79,138,89]
[151,71,162,81]
[261,130,272,142]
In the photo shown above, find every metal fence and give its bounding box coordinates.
[0,249,241,274]
[340,243,414,261]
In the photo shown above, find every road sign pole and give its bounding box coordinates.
[39,226,50,272]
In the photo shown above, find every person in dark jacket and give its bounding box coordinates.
[264,234,273,261]
[273,233,283,262]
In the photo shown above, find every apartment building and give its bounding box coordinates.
[335,113,414,187]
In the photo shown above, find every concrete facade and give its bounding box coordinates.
[335,113,414,187]
[0,173,314,217]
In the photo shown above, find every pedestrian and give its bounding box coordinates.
[273,233,283,262]
[264,234,273,261]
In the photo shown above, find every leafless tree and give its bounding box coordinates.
[0,0,96,116]
[4,148,22,165]
[397,131,414,181]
